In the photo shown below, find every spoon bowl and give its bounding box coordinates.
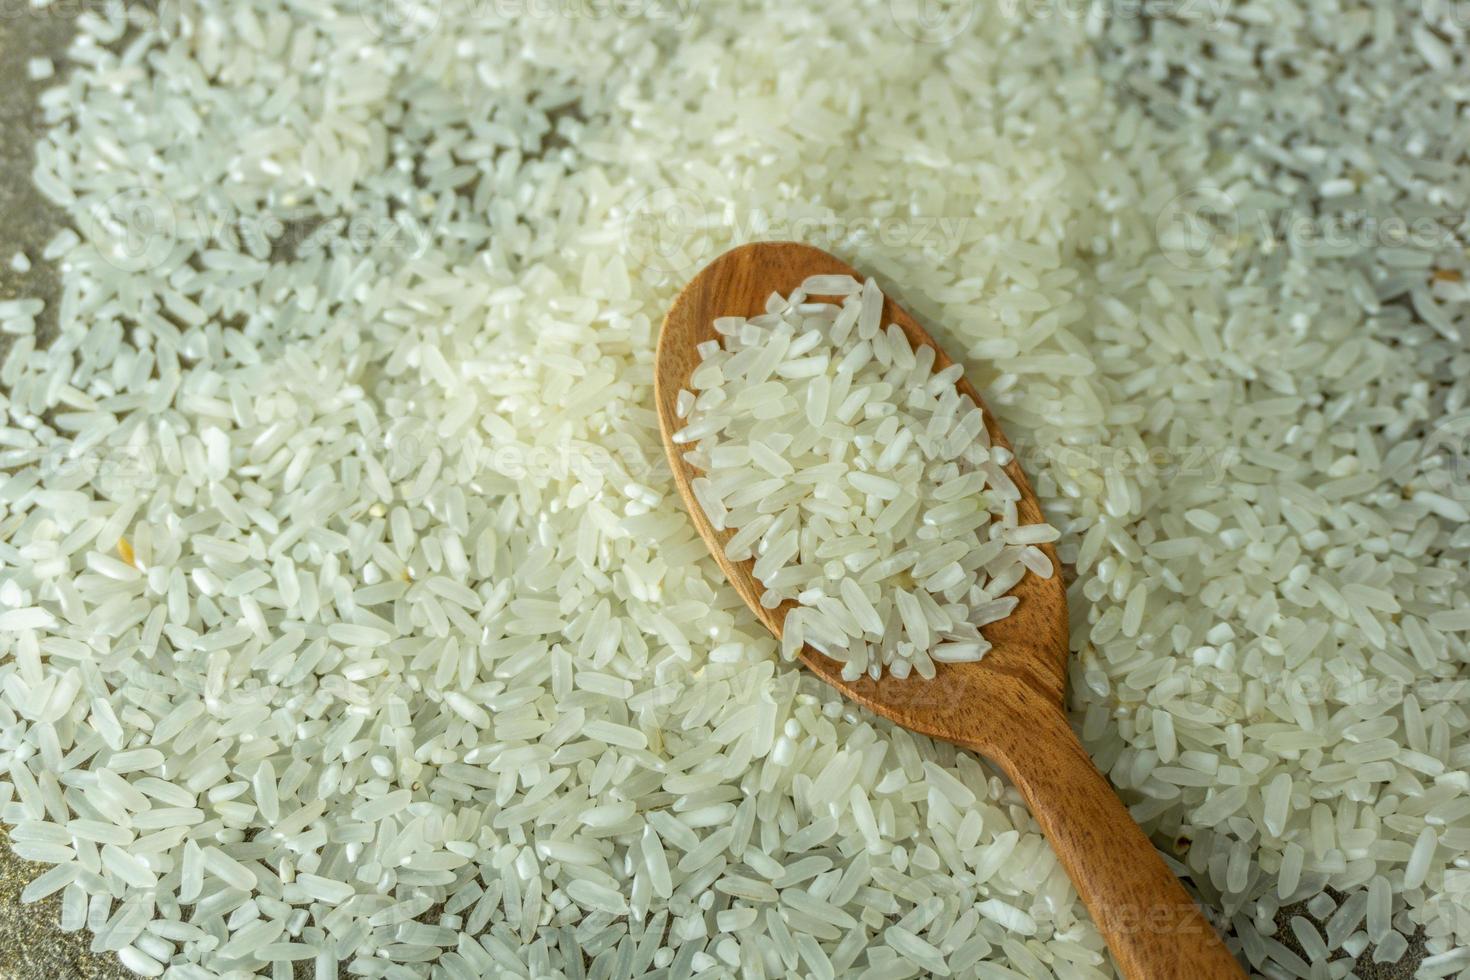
[656,241,1067,739]
[655,242,1245,979]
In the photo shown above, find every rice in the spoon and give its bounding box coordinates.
[675,275,1057,681]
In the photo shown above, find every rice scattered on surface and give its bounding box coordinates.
[0,0,1466,976]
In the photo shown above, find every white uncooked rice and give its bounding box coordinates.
[0,0,1466,977]
[675,277,1053,680]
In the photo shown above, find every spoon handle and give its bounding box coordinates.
[987,708,1246,979]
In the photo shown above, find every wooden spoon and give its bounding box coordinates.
[654,242,1245,979]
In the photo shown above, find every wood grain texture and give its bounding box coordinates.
[655,242,1245,979]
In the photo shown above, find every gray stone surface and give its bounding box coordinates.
[0,7,131,979]
[0,8,67,322]
[0,826,131,979]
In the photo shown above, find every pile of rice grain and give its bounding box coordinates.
[0,0,1466,977]
[674,275,1055,681]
